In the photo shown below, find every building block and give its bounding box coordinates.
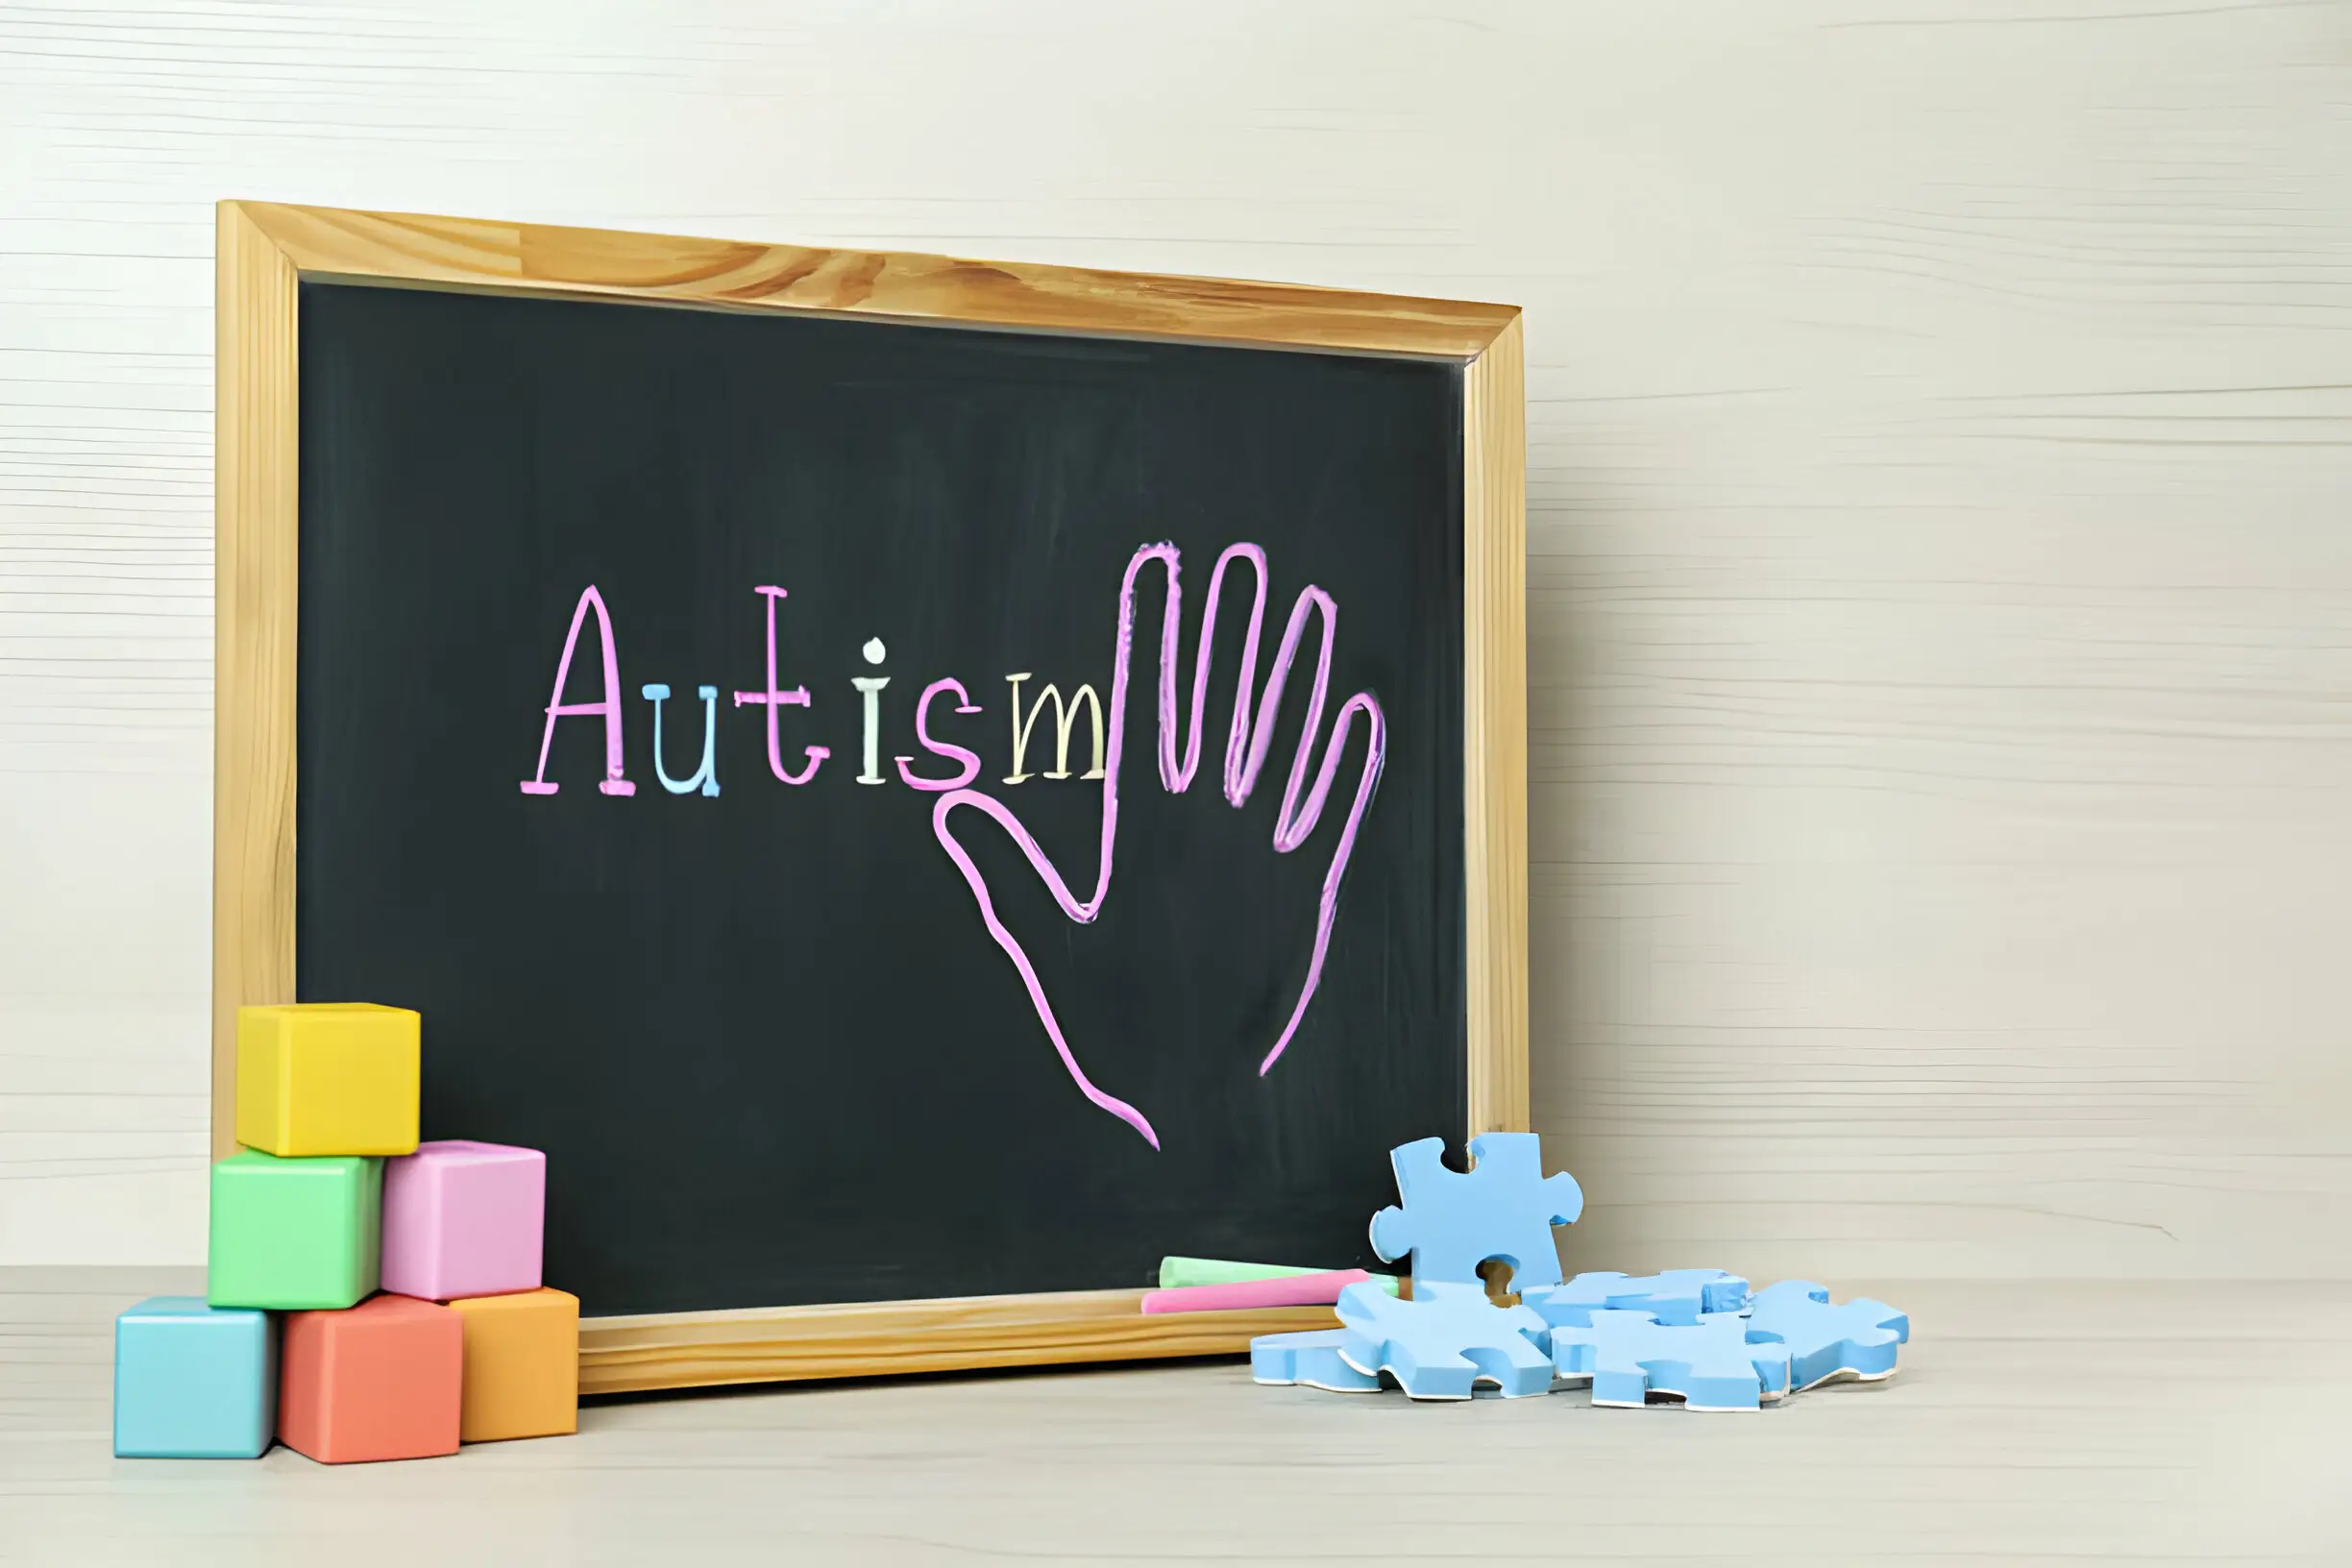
[279,1293,461,1463]
[381,1140,546,1301]
[112,1298,277,1458]
[1745,1281,1910,1390]
[1335,1279,1554,1401]
[1551,1310,1791,1412]
[448,1287,579,1442]
[235,1002,421,1157]
[208,1149,381,1310]
[1367,1133,1582,1290]
[1160,1256,1402,1294]
[1249,1328,1383,1393]
[1521,1269,1752,1328]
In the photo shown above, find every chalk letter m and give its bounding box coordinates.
[1002,674,1107,784]
[519,585,636,796]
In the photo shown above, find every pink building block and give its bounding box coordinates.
[380,1140,545,1302]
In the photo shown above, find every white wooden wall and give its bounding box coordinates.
[3,0,2345,1274]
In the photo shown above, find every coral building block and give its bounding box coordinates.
[278,1294,461,1463]
[236,1002,421,1157]
[382,1140,546,1301]
[208,1149,381,1310]
[112,1297,277,1458]
[449,1287,579,1442]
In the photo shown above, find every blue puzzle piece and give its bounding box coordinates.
[1335,1280,1555,1401]
[1521,1269,1752,1328]
[1250,1329,1383,1393]
[1745,1281,1909,1390]
[1367,1133,1583,1289]
[1551,1310,1791,1412]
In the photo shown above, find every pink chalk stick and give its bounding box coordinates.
[380,1139,545,1303]
[1139,1269,1373,1315]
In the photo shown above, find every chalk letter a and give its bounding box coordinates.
[519,585,636,796]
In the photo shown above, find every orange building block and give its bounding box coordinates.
[279,1294,460,1463]
[449,1287,578,1442]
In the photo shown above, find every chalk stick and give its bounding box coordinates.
[1143,1269,1390,1314]
[1158,1256,1404,1292]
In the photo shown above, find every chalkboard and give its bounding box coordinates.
[215,204,1526,1388]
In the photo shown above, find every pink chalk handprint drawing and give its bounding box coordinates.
[931,540,1387,1149]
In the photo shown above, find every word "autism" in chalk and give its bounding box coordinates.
[516,585,1110,797]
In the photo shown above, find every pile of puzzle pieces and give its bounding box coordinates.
[1253,1134,1909,1410]
[113,1003,579,1461]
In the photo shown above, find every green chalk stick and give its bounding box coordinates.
[1157,1256,1402,1295]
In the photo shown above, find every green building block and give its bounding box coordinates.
[208,1149,381,1310]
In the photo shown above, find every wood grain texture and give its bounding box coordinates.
[6,0,2352,1280]
[232,202,1516,358]
[208,204,297,1164]
[1464,317,1531,1135]
[12,1266,2352,1563]
[577,1289,1339,1396]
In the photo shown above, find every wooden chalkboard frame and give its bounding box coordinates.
[212,200,1526,1391]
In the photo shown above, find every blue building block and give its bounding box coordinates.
[1250,1329,1384,1393]
[1550,1310,1791,1412]
[1367,1134,1583,1290]
[1521,1269,1752,1328]
[1335,1280,1555,1401]
[1746,1281,1910,1390]
[113,1297,277,1458]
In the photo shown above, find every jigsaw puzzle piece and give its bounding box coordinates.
[1366,1133,1583,1290]
[1335,1280,1554,1401]
[1745,1281,1909,1390]
[1249,1329,1383,1393]
[1521,1268,1752,1328]
[1551,1310,1791,1412]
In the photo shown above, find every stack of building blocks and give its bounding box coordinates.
[1252,1131,1911,1412]
[112,1002,576,1460]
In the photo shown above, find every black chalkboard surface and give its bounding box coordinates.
[297,281,1462,1315]
[216,201,1523,1389]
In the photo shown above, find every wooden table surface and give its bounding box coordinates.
[5,1268,2344,1565]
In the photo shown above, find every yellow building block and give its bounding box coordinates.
[235,1003,421,1157]
[449,1287,578,1441]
